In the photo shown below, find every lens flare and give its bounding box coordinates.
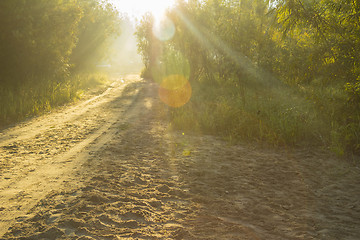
[152,17,176,41]
[159,75,192,108]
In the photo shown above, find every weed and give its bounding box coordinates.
[168,72,358,154]
[0,73,108,127]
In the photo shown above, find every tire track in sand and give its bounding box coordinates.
[0,75,145,236]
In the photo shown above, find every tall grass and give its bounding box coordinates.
[169,72,360,155]
[0,73,109,127]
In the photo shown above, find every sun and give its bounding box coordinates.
[145,0,173,19]
[109,0,175,20]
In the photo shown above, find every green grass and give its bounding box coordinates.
[168,73,360,155]
[0,73,109,127]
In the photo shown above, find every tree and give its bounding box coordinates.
[0,0,81,85]
[70,0,121,72]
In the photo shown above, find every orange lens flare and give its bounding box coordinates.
[158,75,192,108]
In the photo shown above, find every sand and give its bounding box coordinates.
[0,75,359,239]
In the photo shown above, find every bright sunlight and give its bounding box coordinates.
[110,0,176,19]
[1,0,360,239]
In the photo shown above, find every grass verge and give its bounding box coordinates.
[169,74,360,156]
[0,72,109,128]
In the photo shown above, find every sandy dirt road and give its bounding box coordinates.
[0,74,360,239]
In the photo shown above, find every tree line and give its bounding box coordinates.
[136,0,360,155]
[0,0,121,125]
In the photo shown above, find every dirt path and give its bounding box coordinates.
[1,75,360,239]
[0,75,143,236]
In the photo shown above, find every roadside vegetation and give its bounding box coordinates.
[0,0,121,127]
[136,0,360,156]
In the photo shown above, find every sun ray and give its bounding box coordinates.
[109,0,175,20]
[175,9,282,88]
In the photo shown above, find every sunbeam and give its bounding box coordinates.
[174,9,282,88]
[110,0,175,20]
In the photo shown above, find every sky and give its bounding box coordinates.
[109,0,177,20]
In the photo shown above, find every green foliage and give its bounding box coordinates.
[171,74,325,148]
[275,0,360,85]
[345,79,360,109]
[0,73,108,127]
[76,73,109,90]
[136,0,360,155]
[0,0,121,127]
[0,0,82,84]
[135,13,156,70]
[70,0,121,72]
